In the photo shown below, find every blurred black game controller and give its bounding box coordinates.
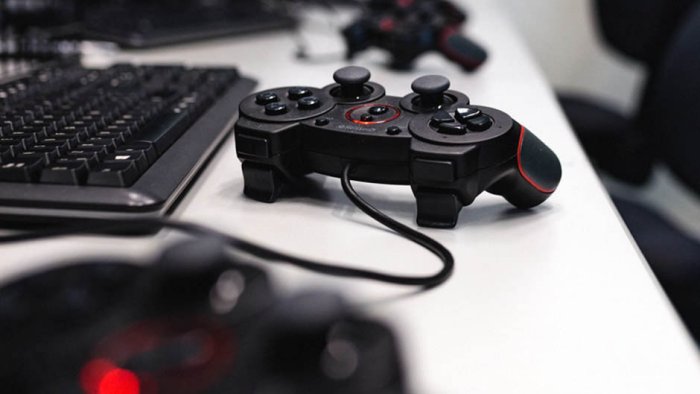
[0,239,405,394]
[234,66,562,228]
[342,0,488,70]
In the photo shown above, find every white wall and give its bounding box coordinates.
[496,0,646,114]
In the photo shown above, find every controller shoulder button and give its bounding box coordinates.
[412,158,455,183]
[236,134,270,158]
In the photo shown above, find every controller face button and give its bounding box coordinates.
[465,114,493,131]
[455,107,481,123]
[386,126,402,135]
[256,92,279,105]
[298,96,321,110]
[431,109,454,124]
[315,118,330,126]
[288,87,312,100]
[264,102,288,115]
[369,105,389,115]
[437,122,467,135]
[360,114,374,122]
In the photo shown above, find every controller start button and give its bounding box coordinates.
[345,103,401,125]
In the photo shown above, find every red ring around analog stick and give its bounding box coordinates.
[345,104,401,125]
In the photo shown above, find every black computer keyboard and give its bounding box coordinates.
[0,62,255,222]
[83,2,295,48]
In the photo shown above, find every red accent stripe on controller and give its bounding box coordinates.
[517,125,555,194]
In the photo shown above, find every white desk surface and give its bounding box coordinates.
[2,1,700,392]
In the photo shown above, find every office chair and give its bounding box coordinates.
[559,0,697,184]
[610,2,700,342]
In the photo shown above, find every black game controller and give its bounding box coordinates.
[342,0,487,71]
[234,66,562,228]
[0,239,406,393]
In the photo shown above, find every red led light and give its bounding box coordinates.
[99,368,140,394]
[80,358,140,394]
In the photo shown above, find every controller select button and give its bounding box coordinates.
[315,118,330,126]
[256,92,279,105]
[298,96,321,110]
[412,159,455,183]
[437,122,467,135]
[369,106,389,115]
[455,107,481,123]
[465,115,493,131]
[264,102,288,115]
[288,87,312,100]
[386,126,402,135]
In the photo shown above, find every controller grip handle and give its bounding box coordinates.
[489,126,562,208]
[438,28,488,71]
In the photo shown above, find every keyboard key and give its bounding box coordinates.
[40,161,89,185]
[16,149,58,165]
[0,159,43,182]
[87,161,142,187]
[104,152,149,173]
[133,108,190,155]
[116,142,157,164]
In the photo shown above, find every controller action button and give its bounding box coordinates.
[360,114,374,122]
[256,92,279,105]
[386,126,402,135]
[454,107,481,123]
[298,96,321,110]
[465,115,493,131]
[431,110,454,124]
[264,102,288,116]
[288,87,312,100]
[437,122,467,135]
[315,118,330,126]
[369,106,389,115]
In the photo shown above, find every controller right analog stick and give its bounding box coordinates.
[411,75,450,108]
